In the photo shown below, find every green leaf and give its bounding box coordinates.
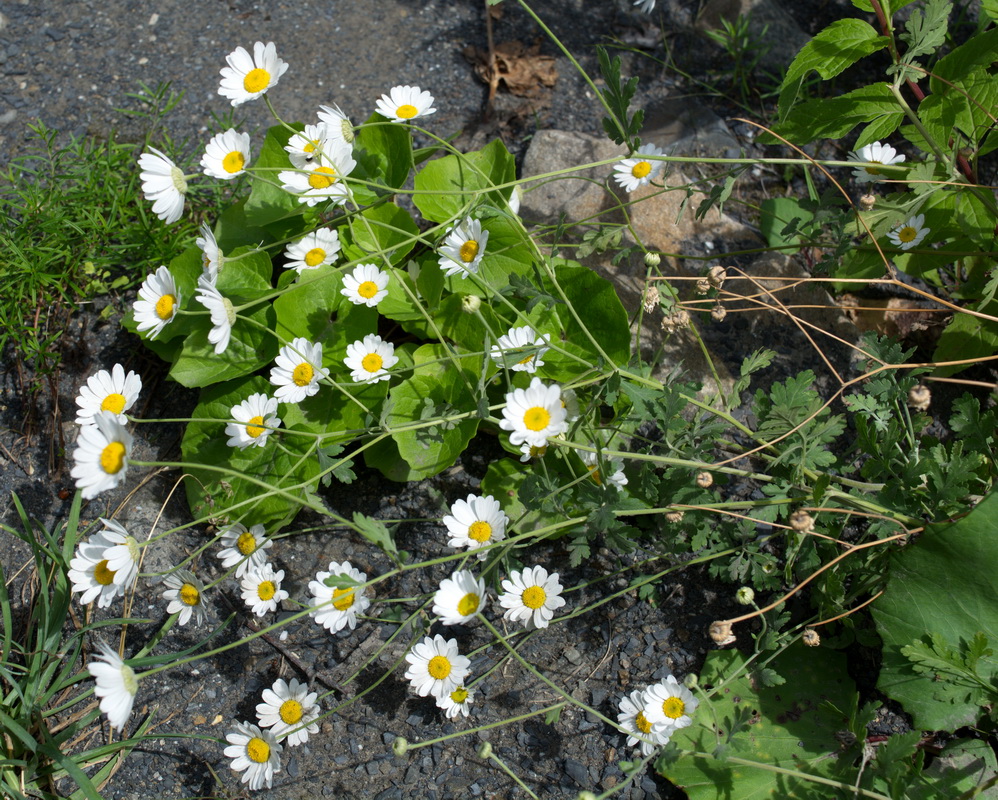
[759,197,815,254]
[547,259,630,369]
[412,139,516,223]
[596,46,644,148]
[872,490,998,729]
[243,124,303,227]
[917,738,998,799]
[932,312,998,378]
[897,0,950,64]
[352,512,398,559]
[767,83,903,146]
[354,114,413,193]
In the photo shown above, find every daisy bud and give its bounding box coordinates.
[392,736,409,757]
[908,384,931,412]
[802,627,821,647]
[664,510,684,523]
[462,294,482,313]
[789,510,815,533]
[735,586,755,606]
[476,741,493,760]
[709,620,736,646]
[696,471,713,489]
[707,266,727,289]
[642,285,660,313]
[683,672,699,690]
[643,252,661,267]
[711,303,727,322]
[578,793,598,800]
[858,193,876,211]
[695,278,710,295]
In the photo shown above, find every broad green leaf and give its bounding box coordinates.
[481,457,545,534]
[872,490,998,729]
[984,0,998,22]
[759,197,815,254]
[413,138,516,223]
[243,124,303,227]
[347,203,421,265]
[767,83,903,146]
[932,312,998,378]
[915,738,998,799]
[354,114,413,192]
[548,260,630,368]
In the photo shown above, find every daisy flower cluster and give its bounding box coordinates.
[617,675,699,756]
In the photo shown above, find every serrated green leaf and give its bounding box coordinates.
[352,512,397,558]
[898,0,950,63]
[767,83,902,146]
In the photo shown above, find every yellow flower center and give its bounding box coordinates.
[897,226,917,243]
[257,581,276,601]
[179,582,200,606]
[427,655,452,680]
[662,696,686,719]
[522,406,550,432]
[100,441,126,474]
[246,736,270,763]
[468,521,492,543]
[589,465,603,486]
[308,166,337,190]
[155,294,176,320]
[451,686,469,704]
[457,592,480,617]
[304,139,319,154]
[236,531,257,556]
[636,711,652,735]
[246,415,266,438]
[529,445,547,459]
[94,559,116,586]
[279,699,303,724]
[122,665,138,695]
[243,68,271,94]
[522,585,546,609]
[304,247,326,267]
[516,352,536,366]
[101,393,126,414]
[459,240,479,263]
[332,587,356,611]
[865,164,883,175]
[357,280,378,299]
[631,160,652,179]
[222,150,245,173]
[362,353,384,373]
[292,362,315,387]
[396,103,418,119]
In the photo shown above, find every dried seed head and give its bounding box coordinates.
[858,193,876,211]
[707,265,727,289]
[643,285,661,313]
[709,620,736,646]
[735,586,755,606]
[908,384,931,412]
[660,308,690,333]
[644,252,662,267]
[802,627,820,647]
[664,509,685,523]
[696,471,713,489]
[695,277,711,295]
[789,510,815,533]
[711,303,727,322]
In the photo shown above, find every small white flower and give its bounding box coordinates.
[97,518,141,589]
[138,147,186,224]
[633,0,656,12]
[580,450,628,489]
[643,675,699,730]
[284,123,337,170]
[194,276,236,355]
[519,442,548,463]
[404,634,470,699]
[498,565,566,630]
[196,223,224,281]
[308,560,371,633]
[269,337,330,404]
[226,393,281,449]
[613,144,664,193]
[489,326,551,373]
[87,642,139,732]
[375,85,436,122]
[344,334,398,383]
[68,525,135,607]
[162,569,207,627]
[618,688,671,756]
[283,227,341,273]
[341,263,390,307]
[433,570,487,626]
[438,217,488,278]
[134,265,180,340]
[70,412,133,500]
[887,213,929,251]
[201,128,251,179]
[443,494,508,559]
[218,41,288,107]
[436,685,474,720]
[224,721,282,791]
[849,141,905,183]
[278,141,356,207]
[256,678,320,747]
[240,563,289,617]
[74,364,142,426]
[216,523,273,578]
[499,376,569,449]
[317,103,354,144]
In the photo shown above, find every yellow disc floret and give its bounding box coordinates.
[457,592,480,617]
[100,442,126,474]
[332,587,355,611]
[358,281,378,299]
[396,104,418,119]
[101,393,126,414]
[179,583,200,607]
[468,521,492,543]
[304,248,326,267]
[257,581,276,601]
[362,353,384,373]
[155,294,176,320]
[662,696,686,719]
[94,560,116,586]
[279,699,303,725]
[308,166,337,190]
[246,736,270,763]
[523,406,551,432]
[243,68,271,94]
[522,585,546,609]
[292,362,314,387]
[222,150,245,173]
[246,415,266,438]
[236,531,257,556]
[631,160,652,179]
[428,655,452,680]
[459,240,479,263]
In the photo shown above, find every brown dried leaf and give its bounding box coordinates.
[464,39,557,98]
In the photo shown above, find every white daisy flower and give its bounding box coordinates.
[519,442,548,463]
[138,147,187,224]
[344,334,397,383]
[341,263,390,307]
[498,565,566,630]
[309,560,371,633]
[643,674,699,730]
[613,143,664,193]
[375,84,436,122]
[284,123,336,170]
[887,213,929,251]
[196,223,224,281]
[278,141,356,207]
[283,227,341,274]
[194,275,236,355]
[499,376,569,449]
[74,363,142,426]
[134,265,180,340]
[224,721,282,791]
[70,412,133,500]
[68,527,133,608]
[216,523,273,578]
[433,570,487,626]
[849,141,905,183]
[97,518,141,588]
[226,393,281,450]
[404,634,470,699]
[489,326,551,373]
[580,450,628,489]
[256,678,320,747]
[438,217,488,278]
[87,642,139,732]
[239,563,289,617]
[269,337,330,404]
[633,0,656,12]
[443,494,508,559]
[317,103,354,144]
[435,685,474,720]
[201,128,251,180]
[618,688,671,756]
[162,570,207,627]
[218,41,289,107]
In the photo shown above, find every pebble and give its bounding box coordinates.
[563,646,582,665]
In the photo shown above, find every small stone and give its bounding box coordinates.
[564,758,588,785]
[563,647,582,665]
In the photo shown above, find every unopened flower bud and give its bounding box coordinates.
[461,294,481,313]
[664,509,684,523]
[789,510,815,533]
[908,384,931,412]
[578,793,598,800]
[643,285,660,313]
[735,586,755,606]
[683,673,699,690]
[392,737,409,756]
[695,277,711,295]
[644,252,661,267]
[476,741,493,760]
[858,193,876,211]
[802,627,820,647]
[709,620,736,646]
[707,265,727,289]
[711,303,727,322]
[696,471,713,489]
